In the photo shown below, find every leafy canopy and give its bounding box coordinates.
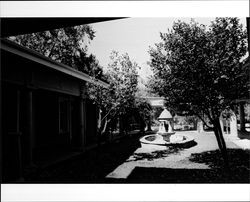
[9,25,104,80]
[87,51,139,123]
[148,18,247,121]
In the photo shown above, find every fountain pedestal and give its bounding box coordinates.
[157,108,175,136]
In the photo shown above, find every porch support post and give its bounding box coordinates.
[11,90,24,181]
[26,89,34,164]
[79,83,87,149]
[16,90,23,180]
[239,102,246,131]
[0,61,2,182]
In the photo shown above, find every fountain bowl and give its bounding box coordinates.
[140,133,195,150]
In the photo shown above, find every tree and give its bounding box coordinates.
[135,97,153,132]
[87,51,139,138]
[10,25,148,140]
[148,18,247,165]
[8,25,104,79]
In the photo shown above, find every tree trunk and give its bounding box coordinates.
[213,118,229,168]
[146,120,152,131]
[194,119,198,130]
[140,117,146,136]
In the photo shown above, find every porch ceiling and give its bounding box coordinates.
[1,17,124,37]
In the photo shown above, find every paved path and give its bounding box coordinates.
[224,133,250,150]
[106,131,240,179]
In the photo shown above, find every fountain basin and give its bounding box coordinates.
[140,133,195,149]
[139,108,195,151]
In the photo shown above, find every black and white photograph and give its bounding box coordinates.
[0,0,250,201]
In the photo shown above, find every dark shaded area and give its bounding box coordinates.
[162,133,174,141]
[187,148,250,183]
[166,140,197,148]
[1,18,124,37]
[189,148,250,170]
[145,135,156,141]
[20,134,141,183]
[122,148,250,183]
[129,147,183,162]
[5,135,249,183]
[238,131,250,140]
[126,166,249,183]
[128,140,197,162]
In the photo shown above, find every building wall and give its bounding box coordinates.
[2,83,22,181]
[85,99,98,146]
[1,48,97,181]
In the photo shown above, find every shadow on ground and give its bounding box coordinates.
[189,148,250,174]
[122,148,250,183]
[127,141,197,162]
[22,135,249,183]
[124,149,250,183]
[125,166,249,183]
[128,147,183,162]
[126,167,233,183]
[238,131,250,140]
[23,135,141,183]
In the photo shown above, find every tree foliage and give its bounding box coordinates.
[135,97,152,123]
[148,18,247,163]
[149,18,247,115]
[9,25,104,80]
[135,97,153,131]
[9,24,152,136]
[87,51,141,134]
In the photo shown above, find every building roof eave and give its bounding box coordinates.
[0,39,109,88]
[235,98,250,104]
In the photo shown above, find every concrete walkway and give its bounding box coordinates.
[224,131,250,150]
[106,131,240,179]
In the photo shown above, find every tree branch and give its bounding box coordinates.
[101,118,108,134]
[48,43,56,58]
[195,111,214,130]
[101,107,115,123]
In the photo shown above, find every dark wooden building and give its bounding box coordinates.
[1,38,108,181]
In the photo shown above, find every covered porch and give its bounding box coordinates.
[1,38,108,181]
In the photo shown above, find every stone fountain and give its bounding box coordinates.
[157,107,175,135]
[139,108,194,150]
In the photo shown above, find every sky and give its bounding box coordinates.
[87,17,247,80]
